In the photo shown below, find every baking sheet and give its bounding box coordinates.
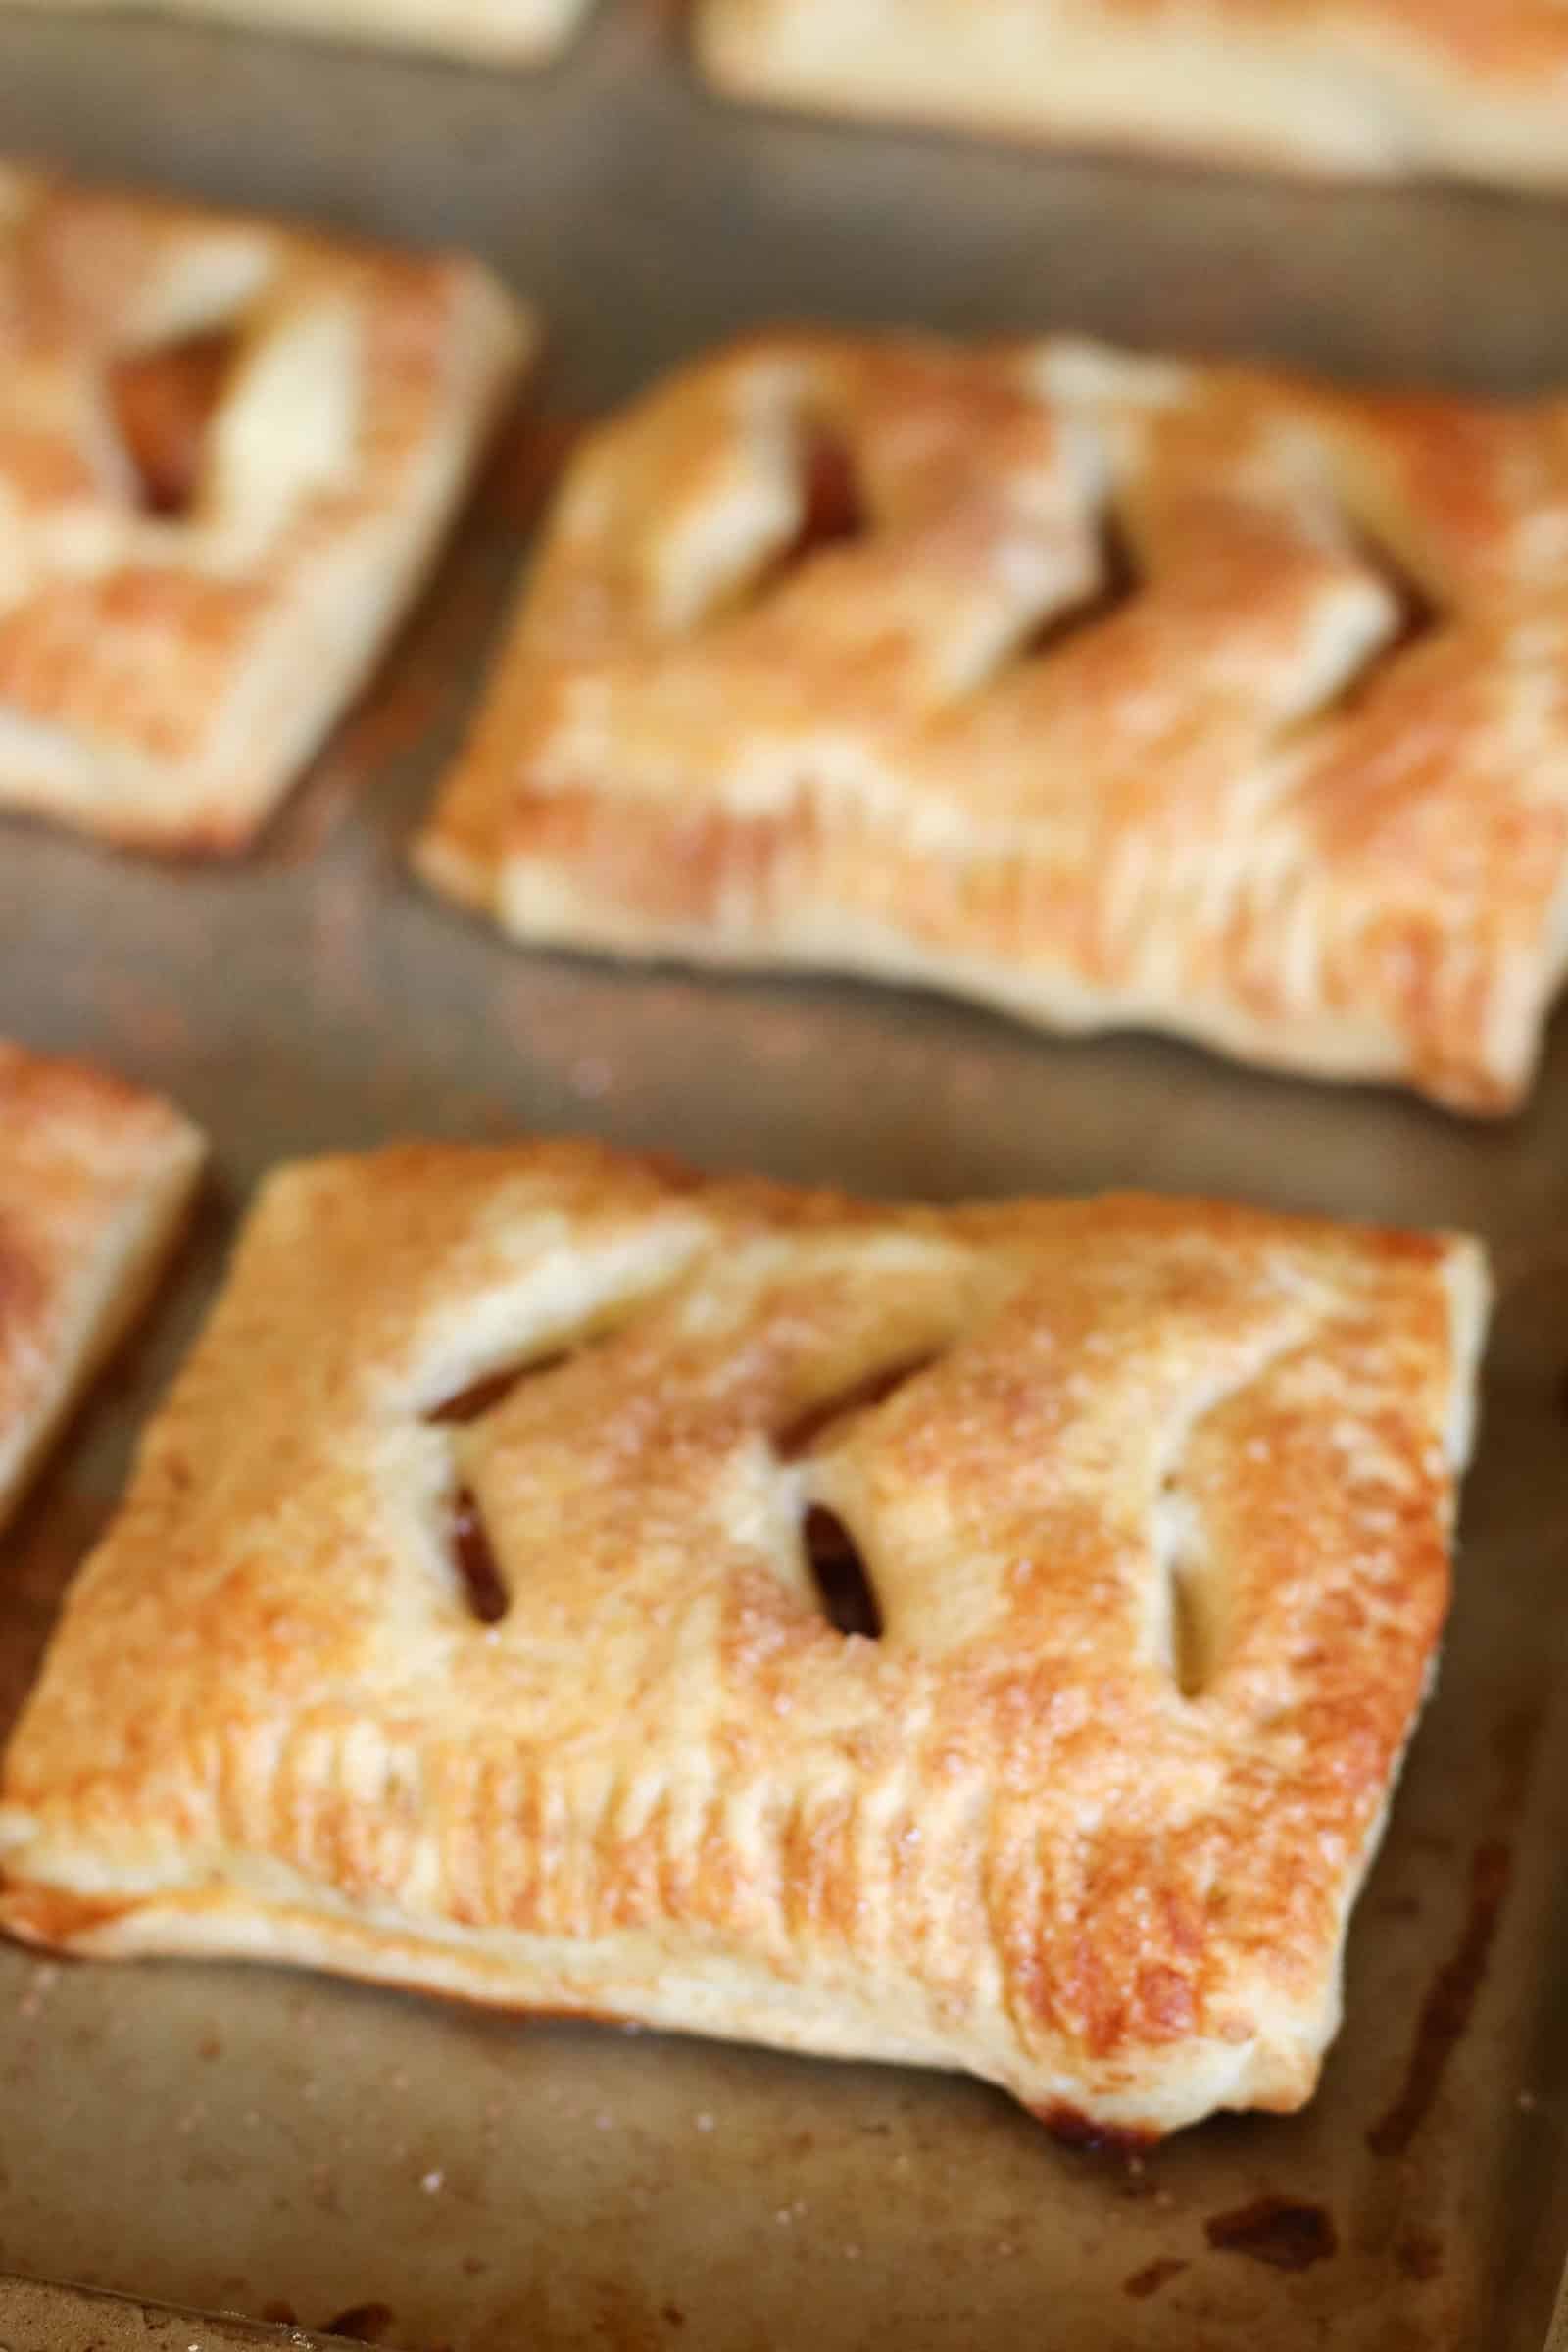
[0,2276,331,2351]
[1,7,1568,2345]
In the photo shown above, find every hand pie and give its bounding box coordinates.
[0,1043,205,1536]
[0,163,533,851]
[2,0,593,62]
[0,1139,1489,2140]
[416,330,1568,1116]
[693,0,1568,192]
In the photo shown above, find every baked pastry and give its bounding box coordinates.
[0,163,533,851]
[0,1138,1489,2139]
[416,329,1568,1116]
[0,1043,205,1535]
[693,0,1568,192]
[0,0,593,64]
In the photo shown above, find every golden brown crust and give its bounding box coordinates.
[0,1136,1489,2137]
[0,160,534,851]
[2,0,594,59]
[416,331,1568,1114]
[694,0,1568,189]
[0,1041,206,1532]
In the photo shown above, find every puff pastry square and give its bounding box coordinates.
[3,0,593,62]
[0,163,533,851]
[417,330,1568,1115]
[694,0,1568,191]
[0,1139,1489,2138]
[0,1043,205,1535]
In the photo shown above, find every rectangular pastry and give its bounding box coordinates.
[0,1043,205,1535]
[0,163,533,851]
[2,0,593,62]
[0,1138,1489,2139]
[694,0,1568,192]
[416,330,1568,1115]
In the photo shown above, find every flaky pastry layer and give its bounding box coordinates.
[2,0,593,60]
[0,1138,1488,2137]
[696,0,1568,191]
[0,1041,205,1533]
[0,161,533,850]
[417,329,1568,1114]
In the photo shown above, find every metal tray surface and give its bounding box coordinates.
[1,11,1567,2347]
